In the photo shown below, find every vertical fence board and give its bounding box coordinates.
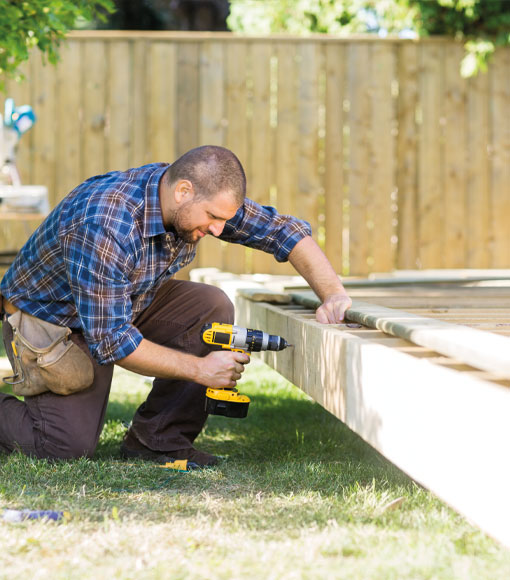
[132,39,150,166]
[148,42,177,163]
[489,48,510,267]
[324,42,345,275]
[55,40,81,201]
[82,40,107,178]
[443,44,467,267]
[108,40,131,172]
[177,42,200,157]
[348,43,371,275]
[32,54,56,205]
[225,41,249,274]
[275,42,299,276]
[197,41,225,269]
[298,43,321,240]
[276,43,298,217]
[418,42,443,268]
[466,62,490,267]
[249,42,275,274]
[396,42,419,270]
[371,42,396,273]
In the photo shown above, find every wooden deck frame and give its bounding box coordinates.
[190,268,510,547]
[291,293,510,379]
[236,296,510,548]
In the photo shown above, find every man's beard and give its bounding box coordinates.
[170,202,201,244]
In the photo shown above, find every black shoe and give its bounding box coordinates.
[120,430,219,468]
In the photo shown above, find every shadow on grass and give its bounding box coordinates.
[0,376,414,526]
[92,388,411,499]
[101,388,393,471]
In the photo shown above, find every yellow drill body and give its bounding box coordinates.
[200,322,291,418]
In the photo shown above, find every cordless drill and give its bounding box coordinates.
[200,322,291,419]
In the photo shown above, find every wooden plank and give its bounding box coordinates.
[324,42,345,275]
[148,41,177,163]
[297,42,321,245]
[236,297,510,547]
[417,42,443,268]
[466,54,490,267]
[249,41,275,275]
[176,42,200,157]
[354,297,510,309]
[197,40,225,269]
[291,288,510,310]
[347,43,371,275]
[275,42,298,217]
[237,287,291,303]
[443,43,467,268]
[275,41,300,277]
[396,42,419,269]
[108,40,131,171]
[344,285,510,297]
[290,291,510,378]
[370,42,396,272]
[489,48,510,267]
[32,52,56,205]
[55,40,82,201]
[82,40,107,178]
[224,41,249,274]
[131,39,150,166]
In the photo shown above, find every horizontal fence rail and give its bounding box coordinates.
[2,32,509,275]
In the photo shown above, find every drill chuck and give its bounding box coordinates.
[231,326,289,352]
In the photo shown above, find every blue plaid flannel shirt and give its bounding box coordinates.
[1,163,311,364]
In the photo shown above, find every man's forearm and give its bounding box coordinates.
[116,337,250,388]
[116,338,201,381]
[288,236,352,323]
[288,236,348,300]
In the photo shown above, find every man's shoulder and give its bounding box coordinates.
[60,163,168,239]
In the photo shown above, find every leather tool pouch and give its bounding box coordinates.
[3,310,94,396]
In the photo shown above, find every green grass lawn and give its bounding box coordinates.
[1,360,510,579]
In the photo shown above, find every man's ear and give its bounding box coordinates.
[174,179,194,204]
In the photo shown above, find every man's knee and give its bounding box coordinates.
[200,284,234,322]
[38,430,98,460]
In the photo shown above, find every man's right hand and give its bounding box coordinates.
[197,351,250,388]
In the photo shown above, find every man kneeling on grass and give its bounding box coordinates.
[0,145,351,466]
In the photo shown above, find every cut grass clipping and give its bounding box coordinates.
[1,359,510,579]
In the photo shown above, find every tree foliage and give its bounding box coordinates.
[228,0,510,75]
[407,0,510,75]
[0,0,114,89]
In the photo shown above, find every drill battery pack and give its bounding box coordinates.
[205,387,250,419]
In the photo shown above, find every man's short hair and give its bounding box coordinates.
[165,146,246,204]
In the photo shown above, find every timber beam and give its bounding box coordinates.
[236,295,510,548]
[190,268,510,546]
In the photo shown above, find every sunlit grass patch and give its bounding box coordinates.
[1,360,509,579]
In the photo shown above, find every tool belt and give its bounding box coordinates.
[2,305,94,397]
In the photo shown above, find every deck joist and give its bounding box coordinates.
[191,268,510,547]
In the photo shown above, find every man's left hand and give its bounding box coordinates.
[316,293,353,324]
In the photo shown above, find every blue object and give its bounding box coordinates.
[2,509,64,522]
[3,98,36,135]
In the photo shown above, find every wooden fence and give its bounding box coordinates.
[2,31,510,275]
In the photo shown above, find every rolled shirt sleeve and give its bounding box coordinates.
[61,222,143,365]
[220,198,312,262]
